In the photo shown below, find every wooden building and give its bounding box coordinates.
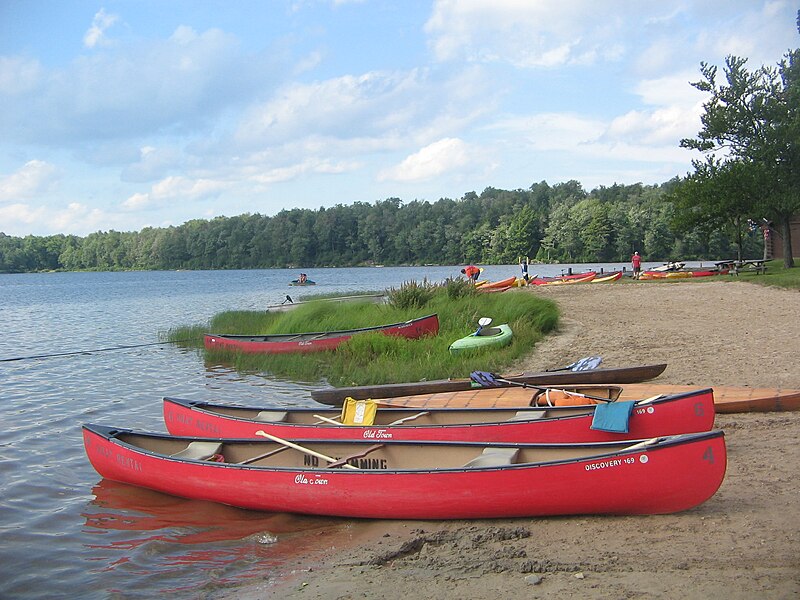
[765,214,800,259]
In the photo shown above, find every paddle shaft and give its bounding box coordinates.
[493,377,613,403]
[255,430,359,469]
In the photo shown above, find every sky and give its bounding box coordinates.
[0,1,798,237]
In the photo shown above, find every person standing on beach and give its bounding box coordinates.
[519,256,530,282]
[631,252,642,279]
[461,265,481,283]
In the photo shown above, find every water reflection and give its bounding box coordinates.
[82,479,350,595]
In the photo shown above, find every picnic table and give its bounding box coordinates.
[715,259,768,275]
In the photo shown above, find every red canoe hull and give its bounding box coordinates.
[204,314,439,354]
[162,389,715,443]
[83,425,726,519]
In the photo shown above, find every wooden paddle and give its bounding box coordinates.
[312,414,342,425]
[255,430,359,469]
[238,445,290,465]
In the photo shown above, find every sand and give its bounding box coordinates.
[234,280,800,599]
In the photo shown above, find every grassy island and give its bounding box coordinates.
[166,279,559,387]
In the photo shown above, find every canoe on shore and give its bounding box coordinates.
[475,276,517,290]
[204,313,439,354]
[374,382,800,415]
[591,271,623,283]
[309,363,668,405]
[530,273,597,285]
[162,388,715,443]
[618,384,800,414]
[83,423,726,519]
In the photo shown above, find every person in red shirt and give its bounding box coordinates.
[461,265,481,283]
[631,252,642,279]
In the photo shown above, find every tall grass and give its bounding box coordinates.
[165,283,559,387]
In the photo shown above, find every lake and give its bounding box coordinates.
[0,262,660,598]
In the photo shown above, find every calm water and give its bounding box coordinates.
[0,262,660,598]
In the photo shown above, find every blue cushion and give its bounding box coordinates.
[590,401,636,433]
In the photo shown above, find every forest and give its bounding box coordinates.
[0,179,764,273]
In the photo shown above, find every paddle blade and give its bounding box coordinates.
[571,356,602,371]
[470,371,501,387]
[545,355,603,372]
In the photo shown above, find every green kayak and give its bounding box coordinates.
[448,323,513,354]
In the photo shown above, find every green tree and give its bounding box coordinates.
[682,37,800,267]
[670,158,767,260]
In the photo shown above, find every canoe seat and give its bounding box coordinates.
[254,410,289,422]
[171,441,223,461]
[463,447,519,468]
[508,410,547,421]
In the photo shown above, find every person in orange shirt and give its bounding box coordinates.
[461,265,481,283]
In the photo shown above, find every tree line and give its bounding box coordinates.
[0,179,764,273]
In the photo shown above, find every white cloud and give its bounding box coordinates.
[425,0,623,68]
[0,203,48,227]
[425,0,798,74]
[488,113,606,152]
[247,158,360,185]
[2,25,267,146]
[0,160,59,203]
[0,56,42,95]
[121,145,184,183]
[234,70,427,147]
[83,9,119,49]
[378,138,474,182]
[487,108,691,167]
[0,201,125,236]
[600,72,706,147]
[122,176,229,210]
[50,203,115,233]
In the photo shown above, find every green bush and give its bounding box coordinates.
[387,279,437,309]
[444,277,476,299]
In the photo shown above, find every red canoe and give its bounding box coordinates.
[204,313,439,354]
[83,424,726,519]
[162,388,715,443]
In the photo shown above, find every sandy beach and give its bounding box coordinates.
[233,280,800,599]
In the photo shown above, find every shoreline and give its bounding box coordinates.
[228,280,800,599]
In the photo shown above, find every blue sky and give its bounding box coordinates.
[1,1,797,237]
